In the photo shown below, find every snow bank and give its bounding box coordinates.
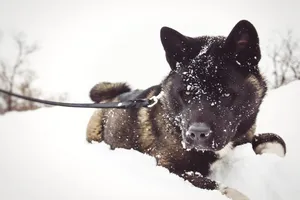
[0,81,300,200]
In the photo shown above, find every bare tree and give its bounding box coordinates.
[268,30,300,88]
[0,32,68,114]
[0,34,38,111]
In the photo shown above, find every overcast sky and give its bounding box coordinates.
[0,0,299,101]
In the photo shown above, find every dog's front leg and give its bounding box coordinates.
[178,172,249,200]
[251,133,286,157]
[232,122,286,158]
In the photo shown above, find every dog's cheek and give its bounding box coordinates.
[217,112,240,145]
[218,106,238,128]
[164,96,182,117]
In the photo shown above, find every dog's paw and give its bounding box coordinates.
[252,133,286,157]
[219,186,250,200]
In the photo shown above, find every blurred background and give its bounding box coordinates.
[0,0,299,114]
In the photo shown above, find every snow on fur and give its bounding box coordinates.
[0,81,300,200]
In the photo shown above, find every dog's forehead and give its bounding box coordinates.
[181,69,228,97]
[174,38,238,102]
[196,36,225,56]
[177,36,228,77]
[176,55,232,93]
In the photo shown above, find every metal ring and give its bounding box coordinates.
[147,91,164,108]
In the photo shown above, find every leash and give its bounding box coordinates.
[0,88,164,109]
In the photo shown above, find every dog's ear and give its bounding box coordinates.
[224,20,261,64]
[160,27,200,70]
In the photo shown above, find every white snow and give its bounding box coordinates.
[1,81,300,200]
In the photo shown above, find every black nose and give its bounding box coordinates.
[186,123,211,141]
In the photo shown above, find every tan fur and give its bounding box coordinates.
[86,110,104,143]
[246,123,256,141]
[86,83,184,168]
[86,95,121,143]
[138,90,156,152]
[247,75,264,99]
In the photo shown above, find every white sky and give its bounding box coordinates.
[0,0,299,101]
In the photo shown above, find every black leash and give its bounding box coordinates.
[0,88,163,109]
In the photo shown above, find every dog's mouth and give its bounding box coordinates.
[181,141,210,151]
[181,137,228,152]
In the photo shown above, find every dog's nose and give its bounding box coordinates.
[186,123,211,141]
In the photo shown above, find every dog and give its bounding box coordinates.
[86,20,286,200]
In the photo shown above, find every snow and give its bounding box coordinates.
[1,81,300,200]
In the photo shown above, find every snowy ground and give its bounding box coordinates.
[0,81,300,200]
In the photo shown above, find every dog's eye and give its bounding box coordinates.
[222,91,237,106]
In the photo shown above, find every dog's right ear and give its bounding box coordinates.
[160,27,200,70]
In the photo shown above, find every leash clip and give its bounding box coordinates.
[147,91,164,108]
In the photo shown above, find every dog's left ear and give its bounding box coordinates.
[160,27,200,70]
[224,20,261,64]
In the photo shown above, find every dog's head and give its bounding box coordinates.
[160,20,266,151]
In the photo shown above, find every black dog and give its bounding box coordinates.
[86,20,286,200]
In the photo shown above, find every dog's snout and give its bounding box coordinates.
[186,123,211,141]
